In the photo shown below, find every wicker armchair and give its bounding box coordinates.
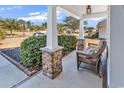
[76,39,107,77]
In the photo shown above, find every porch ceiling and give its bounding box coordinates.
[58,5,108,19]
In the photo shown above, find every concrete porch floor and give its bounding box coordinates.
[0,51,102,88]
[17,51,102,88]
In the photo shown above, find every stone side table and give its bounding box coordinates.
[41,47,63,79]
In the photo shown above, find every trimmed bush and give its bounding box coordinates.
[20,36,46,69]
[58,35,76,55]
[20,35,76,70]
[85,32,99,39]
[90,32,99,39]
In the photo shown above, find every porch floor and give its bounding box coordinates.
[17,51,102,88]
[0,51,102,88]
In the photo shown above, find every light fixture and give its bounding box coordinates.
[86,5,92,14]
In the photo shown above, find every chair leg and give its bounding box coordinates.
[97,60,102,78]
[76,53,80,71]
[77,61,80,71]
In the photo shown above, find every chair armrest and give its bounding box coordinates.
[77,50,93,58]
[76,39,85,51]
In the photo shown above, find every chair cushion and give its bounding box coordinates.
[92,46,100,54]
[83,46,98,55]
[78,55,98,65]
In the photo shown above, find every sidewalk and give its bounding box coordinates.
[0,54,28,88]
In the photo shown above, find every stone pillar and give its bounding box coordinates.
[41,5,63,79]
[42,47,63,79]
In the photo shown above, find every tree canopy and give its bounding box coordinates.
[0,17,48,36]
[64,16,79,33]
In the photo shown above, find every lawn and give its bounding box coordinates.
[0,31,38,49]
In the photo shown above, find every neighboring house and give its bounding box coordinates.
[97,19,107,39]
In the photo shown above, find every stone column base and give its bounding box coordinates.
[77,39,84,51]
[41,47,63,79]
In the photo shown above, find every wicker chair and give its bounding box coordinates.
[76,39,107,77]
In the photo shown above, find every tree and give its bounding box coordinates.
[18,19,27,36]
[57,23,67,34]
[64,16,79,34]
[30,25,40,31]
[41,22,47,30]
[0,17,51,37]
[87,27,94,31]
[0,28,6,40]
[26,21,33,31]
[84,21,88,31]
[0,17,21,33]
[0,17,4,27]
[2,18,17,36]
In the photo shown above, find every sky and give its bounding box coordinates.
[0,5,106,27]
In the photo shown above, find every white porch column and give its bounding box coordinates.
[46,5,58,49]
[77,19,85,51]
[41,5,63,79]
[79,19,85,39]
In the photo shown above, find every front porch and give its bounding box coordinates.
[0,5,109,88]
[13,51,101,88]
[0,38,107,88]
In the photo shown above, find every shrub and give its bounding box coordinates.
[20,35,76,69]
[90,32,99,39]
[58,35,76,55]
[85,32,99,39]
[20,36,46,69]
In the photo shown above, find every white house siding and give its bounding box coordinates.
[110,5,124,88]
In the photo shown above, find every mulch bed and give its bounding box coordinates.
[0,47,41,76]
[1,47,20,62]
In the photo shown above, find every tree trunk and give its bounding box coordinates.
[23,29,25,36]
[10,30,13,36]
